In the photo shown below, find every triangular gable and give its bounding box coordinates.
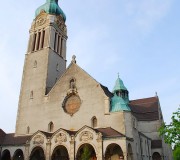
[30,130,48,142]
[48,61,112,98]
[75,125,99,137]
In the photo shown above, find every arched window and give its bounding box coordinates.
[26,126,30,134]
[92,116,97,128]
[56,63,59,71]
[33,60,37,68]
[30,91,33,99]
[48,122,54,132]
[69,78,76,89]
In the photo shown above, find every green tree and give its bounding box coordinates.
[159,108,180,160]
[81,145,91,160]
[159,108,180,147]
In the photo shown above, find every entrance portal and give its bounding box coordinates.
[1,150,11,160]
[76,144,97,160]
[105,143,124,160]
[30,147,45,160]
[51,145,69,160]
[13,149,24,160]
[152,152,161,160]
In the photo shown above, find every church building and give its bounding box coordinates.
[0,0,173,160]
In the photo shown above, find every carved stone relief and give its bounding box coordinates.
[36,16,46,26]
[56,15,67,33]
[80,131,93,141]
[33,135,44,144]
[54,133,67,143]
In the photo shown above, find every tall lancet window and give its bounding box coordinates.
[41,30,45,49]
[26,126,30,134]
[48,122,54,132]
[30,91,33,99]
[92,116,97,128]
[32,33,37,52]
[33,60,37,68]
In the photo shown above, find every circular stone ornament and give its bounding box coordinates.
[62,94,81,116]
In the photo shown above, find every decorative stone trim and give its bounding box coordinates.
[79,131,93,141]
[54,133,67,143]
[33,135,44,144]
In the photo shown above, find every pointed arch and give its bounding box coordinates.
[1,149,11,160]
[13,149,24,160]
[91,116,97,128]
[152,152,161,160]
[76,143,96,160]
[52,145,69,160]
[105,143,123,160]
[30,147,45,160]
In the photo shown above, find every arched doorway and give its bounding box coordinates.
[51,145,69,160]
[13,149,24,160]
[105,143,124,160]
[30,147,45,160]
[127,144,133,160]
[1,150,11,160]
[152,152,161,160]
[76,144,97,160]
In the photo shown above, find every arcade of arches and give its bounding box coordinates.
[0,127,164,160]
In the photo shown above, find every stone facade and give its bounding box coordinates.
[0,1,173,160]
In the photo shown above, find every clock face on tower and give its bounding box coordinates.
[62,94,81,116]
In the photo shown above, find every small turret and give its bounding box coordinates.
[113,74,129,103]
[110,75,130,112]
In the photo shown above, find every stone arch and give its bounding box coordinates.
[152,152,161,160]
[1,149,11,160]
[76,143,97,160]
[91,116,97,128]
[30,146,45,160]
[13,149,24,160]
[105,143,124,160]
[127,143,133,160]
[51,145,69,160]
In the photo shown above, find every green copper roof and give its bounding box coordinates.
[110,94,131,112]
[113,75,127,93]
[35,0,66,21]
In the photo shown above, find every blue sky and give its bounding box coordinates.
[0,0,179,133]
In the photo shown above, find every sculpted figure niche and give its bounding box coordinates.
[62,78,81,116]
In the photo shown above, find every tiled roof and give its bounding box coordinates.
[129,97,159,121]
[100,84,114,98]
[2,134,31,146]
[151,140,162,149]
[40,131,53,138]
[96,127,125,138]
[0,129,6,144]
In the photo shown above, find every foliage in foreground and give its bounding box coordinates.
[159,108,180,147]
[81,145,91,160]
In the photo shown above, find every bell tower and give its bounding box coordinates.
[15,0,67,135]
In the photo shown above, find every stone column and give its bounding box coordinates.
[24,141,30,160]
[46,139,51,160]
[70,136,75,160]
[0,146,2,160]
[97,133,103,160]
[123,152,128,160]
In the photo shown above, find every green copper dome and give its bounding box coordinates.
[35,0,66,21]
[113,76,127,93]
[110,94,131,112]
